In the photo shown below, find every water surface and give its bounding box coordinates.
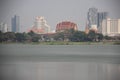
[0,44,120,80]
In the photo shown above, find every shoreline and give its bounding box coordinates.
[0,41,120,45]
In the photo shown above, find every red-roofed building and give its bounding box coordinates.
[56,21,78,32]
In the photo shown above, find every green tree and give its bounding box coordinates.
[104,35,112,40]
[96,33,103,41]
[4,32,16,42]
[0,31,4,42]
[54,32,65,41]
[27,31,39,42]
[87,30,96,41]
[15,33,25,42]
[31,35,40,42]
[69,31,87,42]
[42,35,51,41]
[23,32,32,42]
[28,31,35,37]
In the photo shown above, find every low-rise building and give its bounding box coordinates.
[56,21,78,32]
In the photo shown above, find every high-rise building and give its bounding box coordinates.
[101,18,120,36]
[29,16,50,34]
[11,15,20,32]
[87,7,109,33]
[87,7,98,29]
[97,12,108,28]
[0,22,8,33]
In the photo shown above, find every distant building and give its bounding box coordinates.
[101,18,120,36]
[56,21,78,32]
[87,7,109,33]
[0,23,3,31]
[0,22,8,33]
[85,26,89,34]
[11,15,20,32]
[85,21,89,34]
[97,12,108,28]
[29,16,50,34]
[87,7,98,29]
[90,25,98,33]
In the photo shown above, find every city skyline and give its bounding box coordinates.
[0,0,120,32]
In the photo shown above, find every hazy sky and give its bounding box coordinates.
[0,0,120,32]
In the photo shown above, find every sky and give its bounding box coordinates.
[0,0,120,32]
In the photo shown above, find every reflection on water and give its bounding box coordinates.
[0,45,120,80]
[0,62,120,80]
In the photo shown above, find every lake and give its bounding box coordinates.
[0,44,120,80]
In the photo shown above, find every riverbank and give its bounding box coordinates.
[0,41,120,45]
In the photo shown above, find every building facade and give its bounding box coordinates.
[11,15,20,32]
[101,18,120,36]
[29,16,50,34]
[87,7,98,29]
[97,12,108,28]
[56,21,78,32]
[0,22,8,33]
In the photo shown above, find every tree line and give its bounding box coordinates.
[54,29,114,42]
[0,29,119,43]
[0,31,40,42]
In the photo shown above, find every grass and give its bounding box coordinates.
[0,41,120,45]
[24,41,120,45]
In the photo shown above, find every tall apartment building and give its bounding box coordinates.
[11,15,20,32]
[101,18,120,36]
